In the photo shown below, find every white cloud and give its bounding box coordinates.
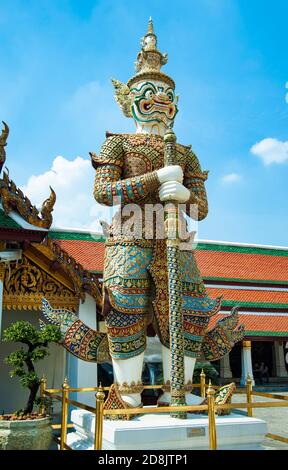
[221,173,242,183]
[250,138,288,165]
[21,155,114,230]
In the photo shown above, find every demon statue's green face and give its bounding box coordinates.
[112,78,178,136]
[130,79,178,130]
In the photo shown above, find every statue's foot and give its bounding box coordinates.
[185,393,206,406]
[121,393,142,408]
[157,392,205,407]
[157,391,171,407]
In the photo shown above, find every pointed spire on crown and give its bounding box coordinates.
[127,18,175,89]
[147,16,154,34]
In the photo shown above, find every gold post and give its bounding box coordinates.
[39,375,47,415]
[60,377,70,451]
[94,384,105,450]
[246,374,253,417]
[207,380,217,450]
[200,369,206,398]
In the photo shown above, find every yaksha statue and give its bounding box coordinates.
[43,19,244,414]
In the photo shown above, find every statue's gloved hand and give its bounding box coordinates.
[159,181,190,203]
[157,165,183,184]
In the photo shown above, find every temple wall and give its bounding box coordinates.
[0,308,65,415]
[67,294,98,407]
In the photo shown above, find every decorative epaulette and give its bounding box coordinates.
[191,170,209,181]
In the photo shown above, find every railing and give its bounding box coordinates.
[40,372,288,451]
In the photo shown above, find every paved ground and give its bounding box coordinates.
[231,391,288,450]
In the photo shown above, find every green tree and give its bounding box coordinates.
[3,321,61,415]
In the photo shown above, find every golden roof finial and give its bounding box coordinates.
[0,121,9,147]
[0,121,9,172]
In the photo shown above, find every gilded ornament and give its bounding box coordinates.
[0,170,56,229]
[0,121,9,172]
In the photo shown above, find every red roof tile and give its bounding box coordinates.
[195,250,288,282]
[50,235,288,335]
[54,240,105,272]
[206,287,288,308]
[52,238,288,285]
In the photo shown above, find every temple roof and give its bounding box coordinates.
[48,229,288,338]
[0,208,21,229]
[49,229,105,273]
[48,230,288,283]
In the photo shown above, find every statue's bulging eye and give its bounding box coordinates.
[167,92,174,102]
[144,89,154,99]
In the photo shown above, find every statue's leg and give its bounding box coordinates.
[106,309,146,408]
[158,345,204,406]
[112,353,145,407]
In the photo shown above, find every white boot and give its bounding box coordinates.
[112,352,145,407]
[158,345,204,406]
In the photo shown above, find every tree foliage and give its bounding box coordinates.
[3,321,61,415]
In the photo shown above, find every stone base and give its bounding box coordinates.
[0,417,52,450]
[67,409,268,450]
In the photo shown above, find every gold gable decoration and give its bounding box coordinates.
[43,238,102,308]
[0,170,56,229]
[3,255,78,312]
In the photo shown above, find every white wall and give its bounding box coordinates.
[0,308,65,415]
[67,294,98,407]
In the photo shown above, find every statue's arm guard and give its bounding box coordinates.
[91,135,160,206]
[183,149,209,221]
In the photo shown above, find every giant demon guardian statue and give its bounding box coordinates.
[43,19,244,416]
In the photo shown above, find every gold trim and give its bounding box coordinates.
[0,121,9,169]
[44,238,102,306]
[103,384,136,421]
[0,170,55,229]
[3,255,78,312]
[116,381,144,394]
[127,71,175,90]
[161,380,193,393]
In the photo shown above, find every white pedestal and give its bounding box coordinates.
[67,409,267,450]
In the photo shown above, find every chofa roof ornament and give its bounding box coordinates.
[0,121,9,173]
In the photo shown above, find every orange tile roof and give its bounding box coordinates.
[194,250,288,282]
[51,238,288,285]
[54,239,105,272]
[49,231,288,284]
[206,287,288,308]
[49,233,288,335]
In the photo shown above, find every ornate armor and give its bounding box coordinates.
[91,133,228,361]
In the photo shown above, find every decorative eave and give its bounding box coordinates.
[2,237,103,312]
[33,237,102,307]
[0,208,49,242]
[2,251,79,312]
[0,170,56,229]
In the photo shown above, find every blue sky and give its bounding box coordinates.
[1,0,287,245]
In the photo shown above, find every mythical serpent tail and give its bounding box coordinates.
[41,298,110,363]
[201,306,245,361]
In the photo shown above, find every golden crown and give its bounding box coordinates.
[127,17,175,90]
